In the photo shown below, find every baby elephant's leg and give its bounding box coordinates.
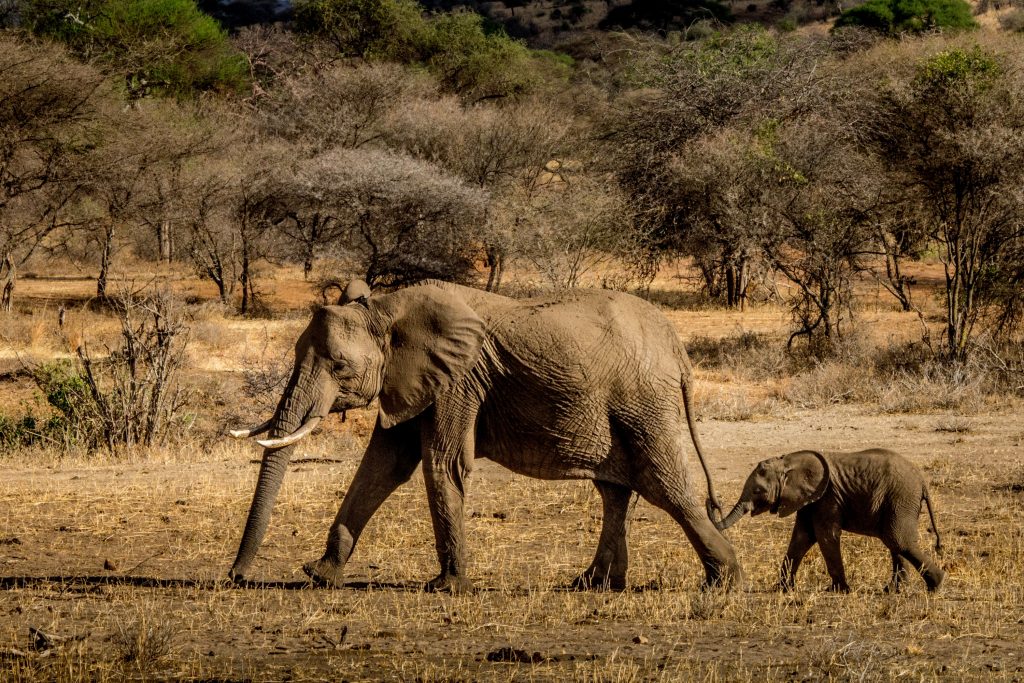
[885,550,913,593]
[814,521,850,593]
[779,514,816,592]
[889,520,945,592]
[896,544,945,592]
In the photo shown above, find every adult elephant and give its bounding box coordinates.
[228,280,739,592]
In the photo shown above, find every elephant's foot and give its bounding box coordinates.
[424,572,474,594]
[925,567,946,592]
[303,557,346,587]
[700,558,743,592]
[227,567,248,585]
[568,566,626,592]
[827,581,851,593]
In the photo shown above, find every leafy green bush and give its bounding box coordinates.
[424,11,537,99]
[292,0,567,98]
[20,0,248,97]
[834,0,977,34]
[293,0,429,60]
[0,361,101,453]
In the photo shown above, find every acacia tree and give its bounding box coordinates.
[384,97,566,290]
[0,34,100,310]
[754,116,878,353]
[261,61,429,154]
[257,154,349,280]
[668,129,769,309]
[493,172,631,290]
[870,44,1024,361]
[262,147,488,288]
[606,28,841,293]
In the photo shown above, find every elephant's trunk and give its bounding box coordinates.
[229,374,317,582]
[229,443,294,582]
[716,499,752,531]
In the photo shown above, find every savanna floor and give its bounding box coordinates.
[1,262,1023,680]
[1,404,1022,681]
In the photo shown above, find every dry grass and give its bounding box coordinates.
[1,262,1023,680]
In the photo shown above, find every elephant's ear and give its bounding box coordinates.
[777,451,830,518]
[375,285,485,428]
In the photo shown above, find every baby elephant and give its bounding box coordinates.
[715,449,944,593]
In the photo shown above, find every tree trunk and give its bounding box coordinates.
[97,224,114,300]
[1,253,15,313]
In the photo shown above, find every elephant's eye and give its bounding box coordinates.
[332,360,355,377]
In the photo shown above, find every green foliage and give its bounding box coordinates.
[914,46,1000,92]
[293,0,429,60]
[424,11,537,98]
[0,361,101,452]
[292,0,567,98]
[834,0,977,35]
[20,0,249,97]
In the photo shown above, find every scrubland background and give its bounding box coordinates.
[2,0,1024,679]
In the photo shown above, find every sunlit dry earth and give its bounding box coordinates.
[1,264,1023,681]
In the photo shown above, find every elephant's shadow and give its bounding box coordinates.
[0,575,419,592]
[0,575,675,595]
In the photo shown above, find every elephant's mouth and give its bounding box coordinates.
[330,393,374,414]
[769,500,781,515]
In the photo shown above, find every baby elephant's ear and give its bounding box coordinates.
[777,451,830,517]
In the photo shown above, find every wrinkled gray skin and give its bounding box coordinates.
[229,280,740,592]
[717,449,944,593]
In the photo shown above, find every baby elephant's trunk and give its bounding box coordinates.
[716,499,752,531]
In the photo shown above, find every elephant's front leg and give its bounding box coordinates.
[814,520,850,593]
[571,481,632,591]
[779,514,816,592]
[420,402,478,594]
[304,420,421,587]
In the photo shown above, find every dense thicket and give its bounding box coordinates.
[3,0,1024,367]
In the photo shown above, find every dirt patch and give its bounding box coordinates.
[1,407,1021,681]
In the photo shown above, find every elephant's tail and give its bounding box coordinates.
[681,375,723,522]
[923,486,943,555]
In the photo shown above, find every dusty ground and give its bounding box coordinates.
[2,263,1023,681]
[1,403,1022,681]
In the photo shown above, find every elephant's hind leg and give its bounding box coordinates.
[634,470,741,590]
[884,549,912,593]
[304,420,421,587]
[570,481,632,591]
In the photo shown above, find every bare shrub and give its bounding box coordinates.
[686,331,783,382]
[74,286,193,450]
[114,614,176,678]
[261,61,432,153]
[493,173,632,290]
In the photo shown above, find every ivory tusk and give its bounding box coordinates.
[228,418,274,439]
[256,416,322,449]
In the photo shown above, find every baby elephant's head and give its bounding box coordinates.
[715,451,830,531]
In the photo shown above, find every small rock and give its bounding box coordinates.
[103,559,117,571]
[633,635,649,645]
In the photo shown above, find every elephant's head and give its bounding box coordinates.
[716,451,830,531]
[227,281,485,581]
